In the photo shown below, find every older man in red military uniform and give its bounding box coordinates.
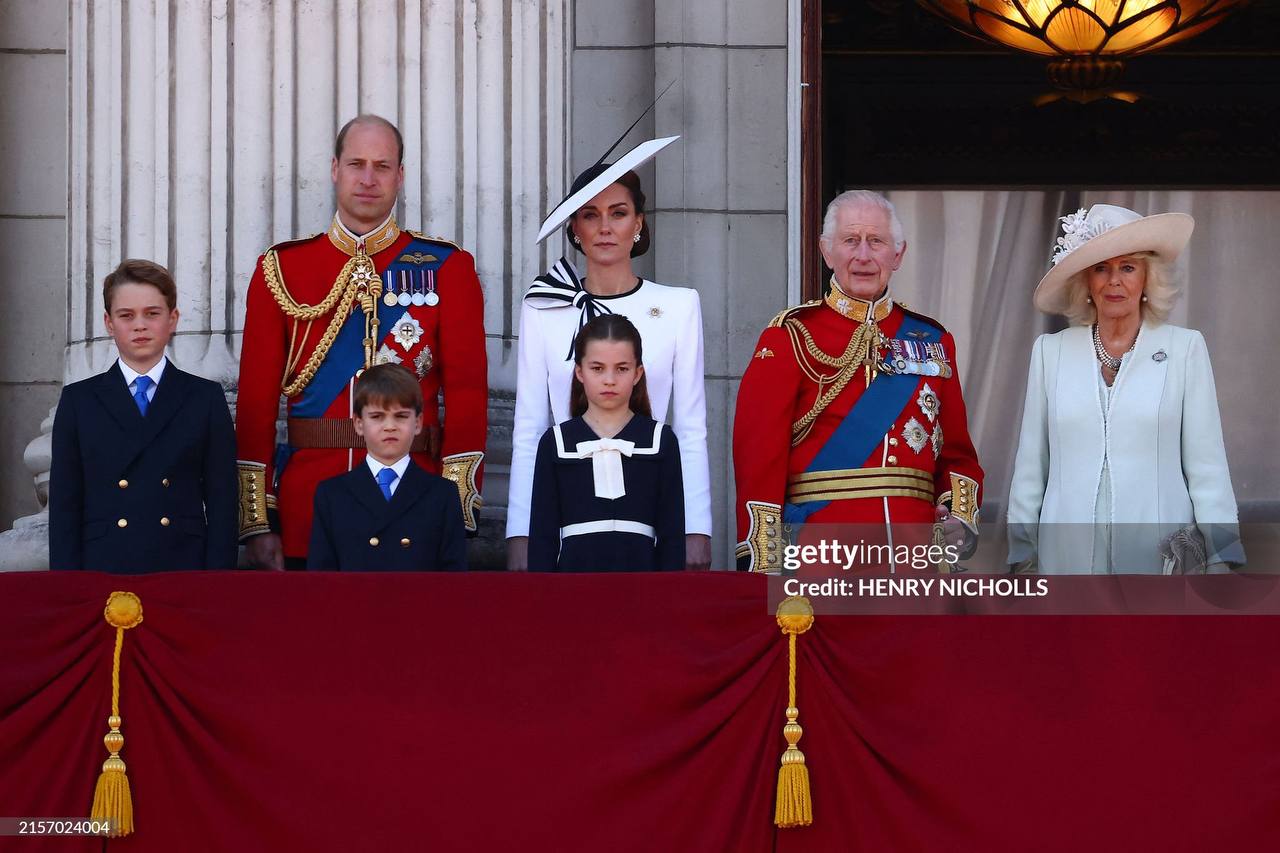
[237,115,487,569]
[733,190,982,572]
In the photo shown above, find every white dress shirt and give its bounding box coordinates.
[365,453,411,496]
[118,356,168,403]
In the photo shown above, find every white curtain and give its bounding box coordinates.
[884,190,1280,524]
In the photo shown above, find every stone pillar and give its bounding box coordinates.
[0,2,67,570]
[3,0,572,570]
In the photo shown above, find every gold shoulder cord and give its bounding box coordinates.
[785,318,880,445]
[262,250,365,398]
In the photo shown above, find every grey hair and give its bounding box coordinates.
[820,190,905,250]
[1061,251,1180,326]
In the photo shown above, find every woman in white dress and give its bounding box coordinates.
[506,139,712,570]
[1007,204,1243,574]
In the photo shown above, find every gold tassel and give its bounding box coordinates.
[90,591,144,837]
[774,596,815,828]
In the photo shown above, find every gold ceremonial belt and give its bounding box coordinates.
[785,466,934,505]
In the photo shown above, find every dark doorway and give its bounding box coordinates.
[801,0,1280,298]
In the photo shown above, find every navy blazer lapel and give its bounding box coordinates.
[92,362,146,433]
[137,364,190,449]
[347,465,393,522]
[381,463,430,528]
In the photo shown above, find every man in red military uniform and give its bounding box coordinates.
[733,190,982,572]
[237,115,487,569]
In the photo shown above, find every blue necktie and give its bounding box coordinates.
[376,467,397,501]
[133,375,153,416]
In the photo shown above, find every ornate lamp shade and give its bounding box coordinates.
[917,1,1247,92]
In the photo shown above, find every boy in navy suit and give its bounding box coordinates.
[307,364,467,571]
[50,259,238,572]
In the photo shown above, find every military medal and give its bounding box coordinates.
[422,270,440,307]
[383,271,399,307]
[396,271,411,306]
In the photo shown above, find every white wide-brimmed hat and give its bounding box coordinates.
[1034,204,1194,315]
[534,135,680,244]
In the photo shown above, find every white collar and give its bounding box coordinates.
[365,453,411,480]
[118,355,168,388]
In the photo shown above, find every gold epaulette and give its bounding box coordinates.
[896,301,948,335]
[767,299,822,329]
[407,230,462,251]
[265,232,324,255]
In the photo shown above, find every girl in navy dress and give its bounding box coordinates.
[528,315,686,572]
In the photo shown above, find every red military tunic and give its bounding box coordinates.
[733,287,983,572]
[236,214,488,558]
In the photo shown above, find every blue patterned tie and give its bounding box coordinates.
[376,467,397,501]
[132,375,153,416]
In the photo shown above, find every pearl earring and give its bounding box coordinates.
[1141,293,1148,302]
[572,234,580,245]
[1086,296,1093,304]
[632,232,641,244]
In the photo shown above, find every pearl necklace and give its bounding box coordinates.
[1092,323,1135,371]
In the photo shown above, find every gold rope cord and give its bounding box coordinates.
[263,250,353,319]
[280,285,359,398]
[786,319,880,445]
[264,249,384,396]
[261,251,365,397]
[90,592,143,837]
[775,596,814,828]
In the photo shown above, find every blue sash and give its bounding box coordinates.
[290,238,453,418]
[783,312,938,524]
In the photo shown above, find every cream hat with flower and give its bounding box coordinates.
[1034,204,1194,315]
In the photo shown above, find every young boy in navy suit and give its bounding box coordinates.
[307,364,467,571]
[49,259,238,572]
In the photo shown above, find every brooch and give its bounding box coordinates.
[1152,350,1167,363]
[917,383,940,423]
[415,345,434,377]
[902,417,929,453]
[754,347,775,359]
[392,314,425,351]
[648,306,663,318]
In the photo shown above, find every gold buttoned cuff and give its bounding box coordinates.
[735,501,784,573]
[442,451,484,533]
[237,461,271,540]
[939,472,980,532]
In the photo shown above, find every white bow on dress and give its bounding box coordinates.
[573,438,636,500]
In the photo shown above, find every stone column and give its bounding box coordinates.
[0,2,67,571]
[3,0,572,570]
